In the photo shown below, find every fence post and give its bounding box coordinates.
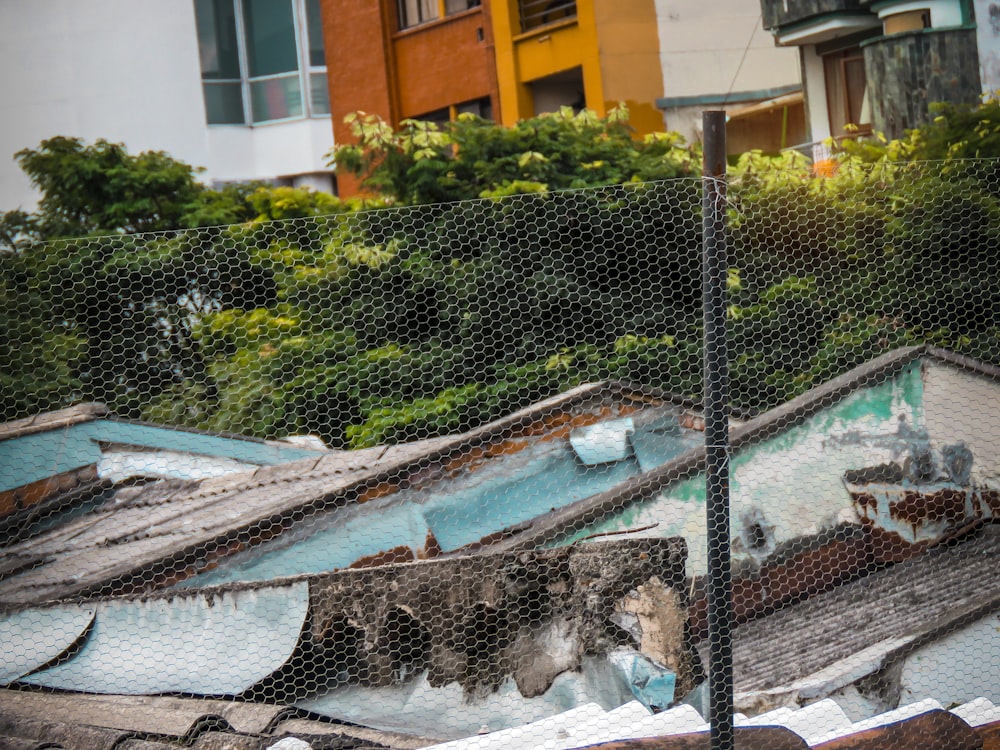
[702,110,734,750]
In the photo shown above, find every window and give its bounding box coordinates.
[518,0,576,32]
[397,0,481,30]
[446,0,481,14]
[884,9,931,34]
[196,0,244,124]
[194,0,329,125]
[398,0,438,28]
[456,97,492,120]
[823,47,870,136]
[410,98,492,126]
[411,106,451,125]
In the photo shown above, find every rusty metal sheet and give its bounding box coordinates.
[846,475,999,545]
[811,709,980,750]
[20,583,307,695]
[0,604,95,685]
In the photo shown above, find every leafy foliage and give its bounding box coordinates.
[1,138,348,420]
[331,106,698,204]
[838,98,1000,162]
[3,112,999,447]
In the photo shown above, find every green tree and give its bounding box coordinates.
[10,137,203,239]
[838,98,1000,163]
[331,106,698,204]
[0,138,341,420]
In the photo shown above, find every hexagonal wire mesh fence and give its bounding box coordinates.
[1,157,1000,749]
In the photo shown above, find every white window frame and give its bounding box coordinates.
[197,0,329,126]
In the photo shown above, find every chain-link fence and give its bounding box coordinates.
[2,157,999,749]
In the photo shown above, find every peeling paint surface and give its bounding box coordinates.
[561,363,937,575]
[20,583,308,695]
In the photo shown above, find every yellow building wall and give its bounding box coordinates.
[492,1,601,124]
[491,0,663,135]
[592,0,664,135]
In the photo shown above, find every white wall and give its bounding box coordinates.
[0,0,335,213]
[655,1,800,99]
[0,0,209,211]
[205,118,334,187]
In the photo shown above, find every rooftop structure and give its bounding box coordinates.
[1,346,998,748]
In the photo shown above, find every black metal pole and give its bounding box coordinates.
[702,110,733,750]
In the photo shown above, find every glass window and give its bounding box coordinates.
[250,75,304,122]
[445,0,481,14]
[310,72,330,115]
[195,0,245,123]
[398,0,439,29]
[194,0,327,125]
[196,0,241,79]
[518,0,576,32]
[305,0,326,67]
[456,97,492,120]
[204,81,246,124]
[411,106,451,126]
[242,0,299,77]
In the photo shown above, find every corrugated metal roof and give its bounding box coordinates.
[727,525,1000,699]
[0,383,697,606]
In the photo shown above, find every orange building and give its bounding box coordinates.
[319,0,499,146]
[320,0,667,193]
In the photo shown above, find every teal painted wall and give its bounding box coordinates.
[560,363,928,575]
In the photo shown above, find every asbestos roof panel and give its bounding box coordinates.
[727,526,1000,696]
[97,448,259,483]
[746,699,851,740]
[950,698,1000,727]
[0,425,517,605]
[810,700,943,745]
[0,690,289,736]
[19,583,307,695]
[268,719,437,749]
[0,603,95,684]
[0,715,128,750]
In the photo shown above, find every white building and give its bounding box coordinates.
[654,0,804,153]
[0,0,335,213]
[759,0,993,147]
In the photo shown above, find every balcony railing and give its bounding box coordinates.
[519,0,576,33]
[760,0,864,30]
